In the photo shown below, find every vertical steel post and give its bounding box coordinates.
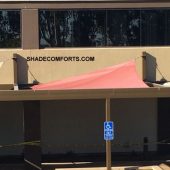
[106,98,111,170]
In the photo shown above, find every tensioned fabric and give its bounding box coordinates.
[32,60,148,90]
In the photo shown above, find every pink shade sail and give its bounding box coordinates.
[32,60,148,90]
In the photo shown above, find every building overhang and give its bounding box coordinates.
[0,1,170,9]
[1,87,170,101]
[1,0,170,2]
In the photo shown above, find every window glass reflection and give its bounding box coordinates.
[0,10,20,48]
[141,10,166,46]
[39,9,170,47]
[107,10,140,46]
[40,10,106,47]
[39,10,73,47]
[165,10,170,45]
[72,10,106,47]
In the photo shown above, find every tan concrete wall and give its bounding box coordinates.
[0,52,16,85]
[41,98,157,154]
[0,102,23,155]
[0,47,169,84]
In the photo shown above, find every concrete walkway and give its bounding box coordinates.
[55,165,162,170]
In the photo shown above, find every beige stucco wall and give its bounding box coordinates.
[0,53,15,85]
[41,98,157,154]
[0,47,170,85]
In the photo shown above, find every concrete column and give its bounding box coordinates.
[22,9,39,49]
[142,51,157,82]
[13,54,18,90]
[23,101,41,170]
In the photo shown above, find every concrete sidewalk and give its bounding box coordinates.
[55,165,162,170]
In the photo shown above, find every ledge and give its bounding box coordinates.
[0,87,170,101]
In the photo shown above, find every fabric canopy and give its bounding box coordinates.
[32,60,148,90]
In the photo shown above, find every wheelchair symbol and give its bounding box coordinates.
[105,122,112,130]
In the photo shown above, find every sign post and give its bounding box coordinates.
[105,98,113,170]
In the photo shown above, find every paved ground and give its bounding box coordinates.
[54,166,162,170]
[0,161,169,170]
[47,163,164,170]
[42,161,169,170]
[0,164,165,170]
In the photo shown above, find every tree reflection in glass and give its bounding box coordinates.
[72,10,106,47]
[39,9,170,48]
[39,10,73,47]
[0,10,20,48]
[40,10,106,47]
[107,10,140,46]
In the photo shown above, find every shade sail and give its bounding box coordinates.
[32,60,148,90]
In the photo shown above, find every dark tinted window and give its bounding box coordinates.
[39,10,106,47]
[107,10,140,46]
[141,10,166,46]
[0,10,21,48]
[72,10,106,47]
[39,9,170,47]
[39,10,72,47]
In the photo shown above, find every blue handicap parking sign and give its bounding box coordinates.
[104,121,114,140]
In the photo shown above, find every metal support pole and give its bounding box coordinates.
[106,98,111,170]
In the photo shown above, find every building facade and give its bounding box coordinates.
[0,0,170,160]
